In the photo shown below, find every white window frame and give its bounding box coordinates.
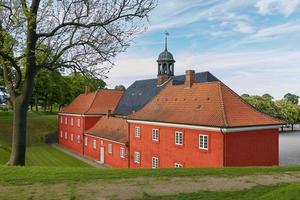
[175,131,183,145]
[152,129,159,141]
[93,139,97,149]
[84,137,88,146]
[70,133,74,141]
[60,116,63,124]
[135,126,141,138]
[64,132,67,139]
[152,156,159,169]
[71,118,74,126]
[120,147,125,158]
[64,117,67,125]
[77,118,81,127]
[175,163,183,168]
[199,135,209,150]
[108,144,113,154]
[60,131,63,138]
[134,151,140,164]
[77,135,81,143]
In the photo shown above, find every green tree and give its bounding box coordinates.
[114,85,126,91]
[276,100,299,131]
[284,93,299,105]
[0,0,155,166]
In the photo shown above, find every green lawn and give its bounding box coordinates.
[0,111,90,167]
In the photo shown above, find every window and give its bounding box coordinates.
[70,133,74,141]
[134,152,140,164]
[152,157,159,169]
[175,163,183,168]
[60,117,63,124]
[64,117,67,125]
[93,139,97,149]
[77,119,81,127]
[199,135,208,150]
[152,129,159,141]
[108,144,113,154]
[71,118,74,126]
[64,132,68,139]
[77,135,81,143]
[135,126,140,138]
[84,137,88,146]
[60,131,63,138]
[175,131,183,145]
[120,147,125,158]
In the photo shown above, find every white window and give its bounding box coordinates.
[152,157,159,169]
[120,147,125,158]
[108,144,113,154]
[70,133,74,141]
[71,118,74,126]
[175,131,183,145]
[152,129,159,141]
[135,126,141,138]
[93,139,97,149]
[199,135,208,150]
[175,163,183,168]
[77,135,81,143]
[84,137,88,146]
[60,131,63,138]
[64,117,67,125]
[60,117,63,124]
[64,132,68,139]
[134,152,140,164]
[77,119,81,127]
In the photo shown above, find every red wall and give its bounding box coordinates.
[224,128,279,166]
[129,123,224,168]
[84,135,129,168]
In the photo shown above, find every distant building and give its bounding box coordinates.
[58,35,285,168]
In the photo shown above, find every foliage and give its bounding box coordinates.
[283,93,299,105]
[276,100,300,125]
[114,85,126,91]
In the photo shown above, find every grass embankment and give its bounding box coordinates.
[0,112,89,167]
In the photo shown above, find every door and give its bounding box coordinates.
[100,147,105,164]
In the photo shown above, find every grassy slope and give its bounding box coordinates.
[0,112,90,167]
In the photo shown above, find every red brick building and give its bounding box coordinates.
[58,37,285,168]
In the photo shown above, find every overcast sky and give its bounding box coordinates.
[105,0,300,99]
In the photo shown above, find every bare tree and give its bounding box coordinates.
[0,0,156,166]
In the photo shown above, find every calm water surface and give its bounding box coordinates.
[280,130,300,165]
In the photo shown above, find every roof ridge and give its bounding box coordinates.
[84,90,100,115]
[218,82,228,127]
[220,82,284,124]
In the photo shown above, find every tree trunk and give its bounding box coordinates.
[7,97,29,166]
[292,124,294,131]
[35,95,38,112]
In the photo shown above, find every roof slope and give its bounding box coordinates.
[114,71,219,116]
[129,81,285,128]
[85,117,128,143]
[60,90,123,115]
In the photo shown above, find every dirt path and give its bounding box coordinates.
[1,172,300,200]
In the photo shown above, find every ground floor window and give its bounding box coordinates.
[120,147,125,158]
[60,131,63,138]
[84,137,88,146]
[175,131,183,145]
[152,157,159,169]
[108,144,113,154]
[70,133,74,141]
[134,152,140,164]
[174,163,183,168]
[64,132,67,139]
[199,135,208,150]
[93,139,97,149]
[77,135,81,143]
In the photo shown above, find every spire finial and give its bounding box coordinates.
[164,31,169,51]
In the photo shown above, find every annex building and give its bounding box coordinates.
[58,38,285,168]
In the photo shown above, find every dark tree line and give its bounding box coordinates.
[242,93,300,130]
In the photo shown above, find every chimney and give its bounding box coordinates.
[107,109,112,118]
[185,70,195,88]
[84,85,91,95]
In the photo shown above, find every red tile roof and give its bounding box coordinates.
[129,81,285,128]
[85,117,128,143]
[60,90,124,115]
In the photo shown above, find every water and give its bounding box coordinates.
[280,130,300,165]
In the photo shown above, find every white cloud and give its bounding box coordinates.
[256,0,300,17]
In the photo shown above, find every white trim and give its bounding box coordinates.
[85,133,127,145]
[127,120,282,133]
[199,134,208,150]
